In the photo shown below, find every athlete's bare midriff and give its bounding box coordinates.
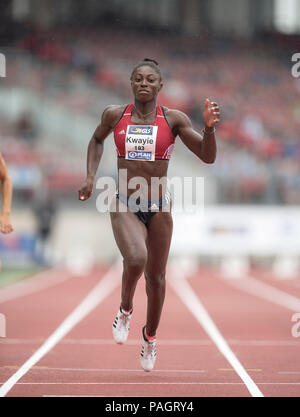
[117,157,169,200]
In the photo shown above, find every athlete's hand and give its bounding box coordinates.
[203,98,220,128]
[0,214,13,234]
[78,178,94,201]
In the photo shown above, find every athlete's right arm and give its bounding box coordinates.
[78,106,123,201]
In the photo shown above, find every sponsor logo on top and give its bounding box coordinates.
[127,151,152,160]
[128,126,153,135]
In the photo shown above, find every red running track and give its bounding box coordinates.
[0,262,300,397]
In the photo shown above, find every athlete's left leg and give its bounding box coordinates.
[144,210,173,337]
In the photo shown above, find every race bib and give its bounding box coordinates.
[125,125,158,161]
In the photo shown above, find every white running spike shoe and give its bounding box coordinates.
[112,306,132,344]
[140,326,157,372]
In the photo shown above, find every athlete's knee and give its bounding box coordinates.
[145,271,166,289]
[124,253,147,276]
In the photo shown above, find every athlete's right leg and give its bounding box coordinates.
[110,197,148,312]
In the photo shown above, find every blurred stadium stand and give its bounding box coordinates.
[0,0,300,270]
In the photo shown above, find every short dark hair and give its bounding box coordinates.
[130,58,162,80]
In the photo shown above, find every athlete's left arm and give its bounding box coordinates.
[174,99,220,164]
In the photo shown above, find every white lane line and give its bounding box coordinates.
[278,371,300,374]
[2,367,205,373]
[0,261,121,397]
[0,382,249,385]
[0,338,213,346]
[3,382,300,385]
[1,338,299,346]
[0,269,75,304]
[221,276,300,312]
[62,339,212,346]
[169,271,264,398]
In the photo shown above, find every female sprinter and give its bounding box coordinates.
[78,58,220,371]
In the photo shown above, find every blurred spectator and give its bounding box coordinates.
[15,111,38,146]
[33,184,57,266]
[240,114,265,142]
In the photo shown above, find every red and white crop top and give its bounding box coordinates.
[113,103,175,161]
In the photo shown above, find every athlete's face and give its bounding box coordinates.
[131,66,162,102]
